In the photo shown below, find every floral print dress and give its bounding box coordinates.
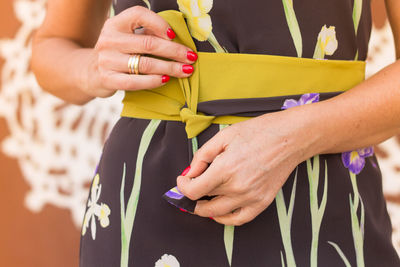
[79,0,400,266]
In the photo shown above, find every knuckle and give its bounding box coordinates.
[103,18,114,29]
[192,149,205,163]
[263,192,275,206]
[99,71,111,88]
[96,33,113,51]
[254,192,265,203]
[233,216,247,226]
[97,53,111,68]
[174,45,186,60]
[142,35,156,52]
[130,5,147,14]
[139,57,152,73]
[185,190,198,201]
[203,206,216,217]
[230,181,246,195]
[182,186,199,201]
[170,62,180,76]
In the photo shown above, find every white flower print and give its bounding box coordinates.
[313,25,338,59]
[155,254,180,267]
[81,174,111,240]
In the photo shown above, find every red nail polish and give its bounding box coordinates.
[209,217,214,220]
[167,28,176,39]
[187,51,198,61]
[181,166,191,176]
[179,208,188,213]
[162,75,170,83]
[182,65,194,74]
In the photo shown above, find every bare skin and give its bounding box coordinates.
[32,0,400,226]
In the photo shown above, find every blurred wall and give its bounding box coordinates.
[0,0,398,266]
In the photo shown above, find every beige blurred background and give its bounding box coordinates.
[0,0,399,266]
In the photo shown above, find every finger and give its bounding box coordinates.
[177,156,226,200]
[186,130,229,178]
[213,206,260,226]
[109,5,173,40]
[98,33,196,64]
[99,51,193,78]
[194,196,243,218]
[99,70,166,91]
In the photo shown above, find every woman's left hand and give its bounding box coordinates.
[177,108,315,226]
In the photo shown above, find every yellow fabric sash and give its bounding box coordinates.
[121,10,366,138]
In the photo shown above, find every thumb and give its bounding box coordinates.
[186,130,228,178]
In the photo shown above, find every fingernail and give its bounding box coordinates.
[182,65,194,74]
[209,217,214,220]
[162,75,170,83]
[181,166,191,176]
[167,28,176,39]
[187,51,198,61]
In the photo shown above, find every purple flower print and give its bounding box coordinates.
[282,93,320,110]
[165,186,185,200]
[341,147,374,175]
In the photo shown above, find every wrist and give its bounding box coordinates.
[76,49,99,101]
[279,104,326,162]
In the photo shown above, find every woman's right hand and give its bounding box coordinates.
[85,5,197,98]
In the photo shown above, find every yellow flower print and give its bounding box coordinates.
[177,0,213,41]
[81,174,111,240]
[97,203,111,227]
[177,0,225,52]
[313,25,338,60]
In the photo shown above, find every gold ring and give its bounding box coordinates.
[133,54,141,75]
[127,55,135,74]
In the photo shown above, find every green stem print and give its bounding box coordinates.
[208,32,227,53]
[219,124,234,266]
[306,156,328,267]
[349,171,365,267]
[109,5,115,18]
[120,119,161,267]
[224,224,235,266]
[276,168,298,267]
[327,241,352,267]
[142,0,151,9]
[328,170,366,267]
[352,0,362,60]
[191,136,199,154]
[282,0,303,57]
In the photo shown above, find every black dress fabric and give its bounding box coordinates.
[79,1,400,266]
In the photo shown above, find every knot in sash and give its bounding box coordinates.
[120,10,366,139]
[179,107,215,138]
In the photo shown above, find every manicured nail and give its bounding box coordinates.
[167,28,176,39]
[181,166,191,176]
[162,75,170,83]
[209,217,214,220]
[187,51,198,61]
[182,65,194,74]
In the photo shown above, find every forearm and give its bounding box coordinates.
[31,37,96,105]
[296,59,400,158]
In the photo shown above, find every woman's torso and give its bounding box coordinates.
[113,0,371,60]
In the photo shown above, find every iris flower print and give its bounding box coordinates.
[281,93,320,110]
[165,186,185,200]
[155,254,180,267]
[177,0,213,41]
[177,0,225,52]
[341,147,374,175]
[81,174,111,240]
[313,25,338,59]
